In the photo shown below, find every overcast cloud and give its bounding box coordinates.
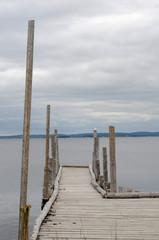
[1,0,159,134]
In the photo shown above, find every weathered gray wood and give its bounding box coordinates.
[109,126,117,193]
[42,105,51,208]
[51,134,55,159]
[62,164,89,168]
[51,134,56,188]
[104,192,159,198]
[18,20,34,240]
[95,159,100,181]
[52,157,56,190]
[35,166,159,240]
[103,147,108,190]
[48,158,55,193]
[89,165,106,197]
[92,129,100,181]
[99,175,104,188]
[54,129,59,174]
[92,129,97,173]
[93,129,99,160]
[94,137,99,161]
[30,166,62,240]
[51,131,58,175]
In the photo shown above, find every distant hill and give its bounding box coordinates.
[1,131,159,139]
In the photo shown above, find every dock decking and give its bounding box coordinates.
[36,166,159,239]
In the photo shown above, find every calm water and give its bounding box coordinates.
[1,137,159,240]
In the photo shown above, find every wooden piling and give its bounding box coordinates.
[93,129,99,160]
[42,105,51,208]
[92,129,96,172]
[49,158,55,193]
[92,129,100,180]
[109,126,117,193]
[51,132,58,175]
[95,159,100,182]
[99,175,104,188]
[51,134,55,159]
[18,20,35,240]
[54,129,59,174]
[48,129,60,194]
[52,157,56,188]
[51,134,57,188]
[103,147,108,190]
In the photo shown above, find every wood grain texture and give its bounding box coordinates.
[42,105,51,207]
[89,165,106,197]
[18,19,34,240]
[36,166,159,239]
[103,147,108,190]
[51,134,55,160]
[30,166,62,240]
[109,126,117,193]
[54,129,59,174]
[92,129,100,181]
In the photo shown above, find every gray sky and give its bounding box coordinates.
[1,0,159,134]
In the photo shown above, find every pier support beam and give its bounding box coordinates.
[54,129,59,173]
[18,20,35,240]
[42,105,51,208]
[103,147,108,190]
[51,134,56,160]
[109,126,117,193]
[51,134,57,187]
[92,129,100,181]
[49,157,54,194]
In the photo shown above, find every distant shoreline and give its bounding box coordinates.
[1,132,159,139]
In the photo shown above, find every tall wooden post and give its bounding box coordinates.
[51,134,57,188]
[42,105,51,208]
[92,128,100,181]
[51,134,55,159]
[95,159,100,182]
[103,147,108,190]
[18,20,35,240]
[54,129,59,174]
[94,130,99,160]
[94,128,97,138]
[92,129,98,172]
[49,157,55,193]
[109,126,117,193]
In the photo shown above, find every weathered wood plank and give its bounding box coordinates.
[34,166,159,240]
[105,192,159,198]
[30,166,62,240]
[62,165,89,168]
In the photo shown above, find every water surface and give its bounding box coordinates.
[0,137,159,239]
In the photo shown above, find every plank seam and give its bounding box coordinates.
[62,164,89,168]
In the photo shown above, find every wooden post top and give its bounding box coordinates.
[93,128,97,138]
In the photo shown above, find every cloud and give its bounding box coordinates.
[1,0,159,134]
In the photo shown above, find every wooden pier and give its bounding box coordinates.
[18,20,159,240]
[28,125,159,240]
[29,126,159,240]
[31,165,159,240]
